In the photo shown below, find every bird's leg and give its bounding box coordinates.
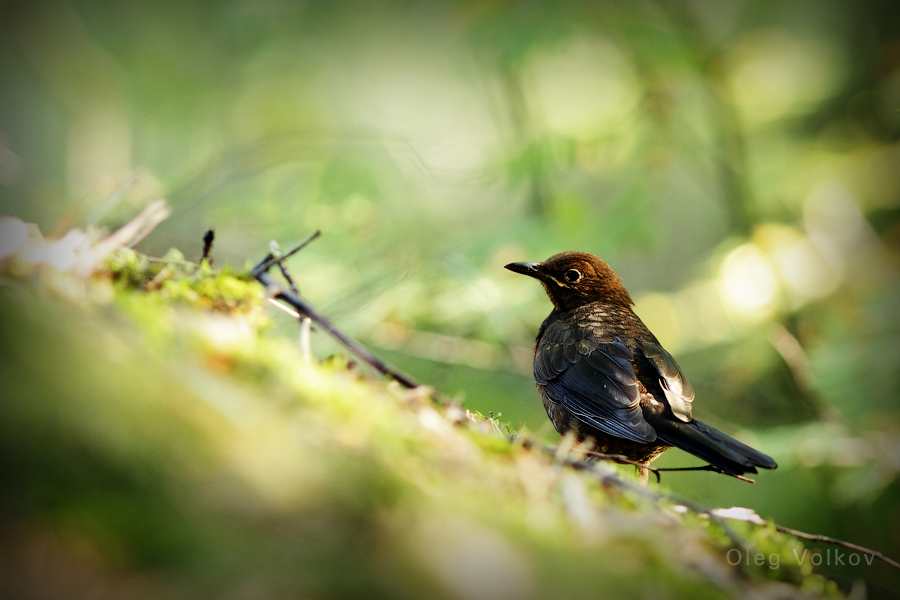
[635,465,650,484]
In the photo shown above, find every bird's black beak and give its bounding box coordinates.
[504,261,542,278]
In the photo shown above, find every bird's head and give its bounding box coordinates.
[505,251,633,311]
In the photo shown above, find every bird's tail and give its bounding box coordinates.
[649,417,777,477]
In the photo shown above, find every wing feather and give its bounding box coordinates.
[639,341,694,422]
[535,320,656,443]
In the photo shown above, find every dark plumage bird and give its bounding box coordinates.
[506,251,777,480]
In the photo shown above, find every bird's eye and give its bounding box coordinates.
[563,269,582,283]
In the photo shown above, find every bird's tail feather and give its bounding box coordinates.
[650,417,777,477]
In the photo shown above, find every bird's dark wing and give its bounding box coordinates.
[639,340,694,422]
[535,319,656,443]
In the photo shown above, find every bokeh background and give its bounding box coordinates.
[2,0,899,593]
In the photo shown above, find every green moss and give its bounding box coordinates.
[107,247,263,317]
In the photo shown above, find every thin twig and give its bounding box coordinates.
[252,239,420,389]
[255,230,322,275]
[258,273,419,388]
[772,524,900,571]
[654,464,755,484]
[487,412,505,436]
[705,507,900,572]
[267,298,301,318]
[583,450,663,483]
[278,261,300,295]
[582,450,755,484]
[267,238,315,359]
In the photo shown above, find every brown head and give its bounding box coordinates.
[505,251,633,311]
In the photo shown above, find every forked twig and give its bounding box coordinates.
[267,236,318,359]
[255,231,322,275]
[251,234,420,389]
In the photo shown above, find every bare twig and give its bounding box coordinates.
[252,236,420,389]
[278,262,300,294]
[772,525,900,571]
[265,236,315,359]
[582,449,663,484]
[514,435,754,485]
[267,298,301,318]
[255,230,321,275]
[582,450,755,484]
[654,464,755,484]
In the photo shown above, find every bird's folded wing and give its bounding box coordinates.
[535,321,656,443]
[639,341,694,422]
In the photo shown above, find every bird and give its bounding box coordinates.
[505,251,777,481]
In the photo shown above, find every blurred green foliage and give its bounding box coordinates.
[1,0,899,596]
